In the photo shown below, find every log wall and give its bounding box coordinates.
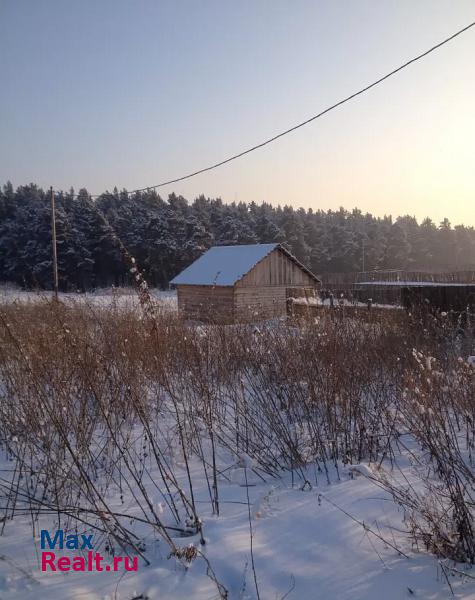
[178,284,320,323]
[234,286,288,321]
[177,285,234,323]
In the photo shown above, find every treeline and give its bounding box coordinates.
[0,182,474,291]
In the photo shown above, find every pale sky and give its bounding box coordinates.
[1,1,474,225]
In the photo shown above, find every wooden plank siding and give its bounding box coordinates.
[237,247,316,288]
[177,284,234,323]
[233,248,317,321]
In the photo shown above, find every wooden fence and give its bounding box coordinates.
[318,270,475,305]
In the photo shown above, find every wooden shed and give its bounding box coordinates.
[170,243,320,323]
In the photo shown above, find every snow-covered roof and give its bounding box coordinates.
[171,243,280,286]
[171,243,320,287]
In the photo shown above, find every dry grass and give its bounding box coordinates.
[0,297,473,578]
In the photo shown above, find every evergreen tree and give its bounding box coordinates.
[382,224,411,269]
[0,182,474,290]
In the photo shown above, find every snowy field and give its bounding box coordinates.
[2,455,474,600]
[0,286,178,311]
[0,286,398,312]
[0,291,474,600]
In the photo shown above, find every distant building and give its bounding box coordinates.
[170,243,320,323]
[358,279,475,312]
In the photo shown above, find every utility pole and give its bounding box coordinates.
[50,186,59,300]
[362,237,366,273]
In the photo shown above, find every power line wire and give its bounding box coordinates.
[69,20,475,199]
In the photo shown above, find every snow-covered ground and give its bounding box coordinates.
[0,286,402,313]
[0,287,178,312]
[0,286,473,600]
[1,451,474,600]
